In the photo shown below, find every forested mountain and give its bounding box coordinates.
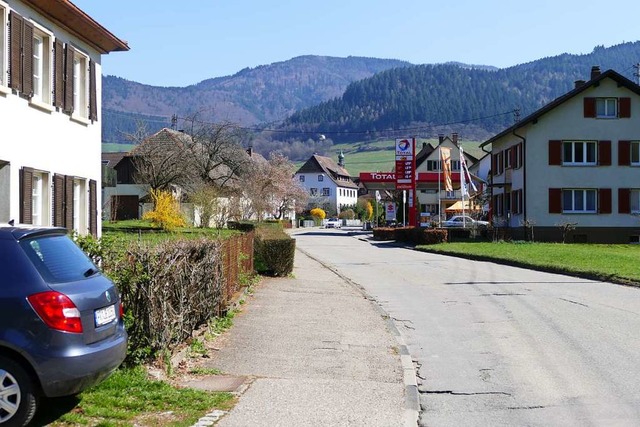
[103,42,640,159]
[280,42,640,142]
[102,56,411,143]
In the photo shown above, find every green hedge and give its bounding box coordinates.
[254,225,295,276]
[373,227,448,245]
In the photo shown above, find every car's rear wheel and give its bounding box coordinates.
[0,356,38,427]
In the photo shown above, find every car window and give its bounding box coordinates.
[20,235,98,283]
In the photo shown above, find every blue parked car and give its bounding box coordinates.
[0,225,127,426]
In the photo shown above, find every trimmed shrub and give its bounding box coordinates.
[372,227,397,241]
[254,225,295,276]
[143,190,186,231]
[415,228,448,245]
[227,221,256,232]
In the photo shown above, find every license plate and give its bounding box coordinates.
[94,304,116,327]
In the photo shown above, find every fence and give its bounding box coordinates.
[221,231,254,310]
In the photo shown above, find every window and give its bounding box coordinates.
[310,188,318,196]
[632,142,639,165]
[0,2,7,90]
[299,175,305,182]
[596,98,617,118]
[72,51,88,119]
[318,175,324,182]
[32,174,42,225]
[451,160,460,171]
[30,24,52,105]
[511,189,523,215]
[504,149,512,169]
[563,141,596,165]
[631,190,640,214]
[427,160,440,171]
[562,189,596,213]
[322,188,330,196]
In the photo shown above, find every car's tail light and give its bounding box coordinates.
[27,291,83,333]
[118,300,124,319]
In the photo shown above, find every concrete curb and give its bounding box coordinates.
[296,246,420,427]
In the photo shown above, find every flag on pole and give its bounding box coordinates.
[440,147,453,192]
[459,147,477,194]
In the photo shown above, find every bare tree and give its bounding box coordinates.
[128,124,200,193]
[182,118,251,189]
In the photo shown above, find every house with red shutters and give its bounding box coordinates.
[481,66,640,243]
[0,0,128,236]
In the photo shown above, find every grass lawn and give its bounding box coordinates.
[101,220,240,245]
[416,242,640,286]
[41,367,234,427]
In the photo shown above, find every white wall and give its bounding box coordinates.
[0,1,103,234]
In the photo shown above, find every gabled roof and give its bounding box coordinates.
[130,128,193,154]
[101,152,127,168]
[481,69,640,147]
[24,0,129,54]
[297,154,358,189]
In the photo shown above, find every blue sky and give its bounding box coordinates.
[74,0,640,87]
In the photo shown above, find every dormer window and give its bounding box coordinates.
[318,175,324,182]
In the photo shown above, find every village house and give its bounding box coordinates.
[295,152,359,215]
[482,66,640,243]
[414,134,484,224]
[0,0,128,236]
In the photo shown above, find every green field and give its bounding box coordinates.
[417,242,640,286]
[318,138,486,176]
[103,142,137,153]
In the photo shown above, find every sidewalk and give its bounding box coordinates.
[190,248,417,426]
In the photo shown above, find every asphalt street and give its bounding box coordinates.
[294,229,640,426]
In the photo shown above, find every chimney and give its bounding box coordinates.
[574,80,586,89]
[590,66,601,80]
[338,150,345,167]
[452,132,459,145]
[422,142,428,148]
[438,134,444,144]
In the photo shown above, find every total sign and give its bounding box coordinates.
[395,138,415,190]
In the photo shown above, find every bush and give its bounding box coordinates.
[143,190,186,231]
[372,227,448,245]
[310,208,326,221]
[254,226,295,276]
[227,221,256,232]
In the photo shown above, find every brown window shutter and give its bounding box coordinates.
[89,59,98,122]
[53,174,64,227]
[619,97,631,118]
[618,188,631,214]
[618,140,631,166]
[64,44,75,115]
[19,168,33,224]
[549,188,562,213]
[517,143,523,168]
[54,40,64,109]
[492,154,497,175]
[549,140,562,165]
[21,20,34,98]
[598,188,611,214]
[64,176,74,231]
[598,140,611,166]
[584,97,596,118]
[9,11,24,92]
[511,191,517,214]
[89,179,97,237]
[518,189,523,214]
[509,147,515,168]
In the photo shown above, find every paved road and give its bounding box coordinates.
[294,229,640,427]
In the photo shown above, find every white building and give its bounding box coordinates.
[482,67,640,243]
[295,153,358,215]
[0,0,128,236]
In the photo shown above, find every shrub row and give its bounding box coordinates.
[373,227,448,245]
[76,233,252,364]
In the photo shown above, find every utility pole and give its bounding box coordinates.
[633,63,640,85]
